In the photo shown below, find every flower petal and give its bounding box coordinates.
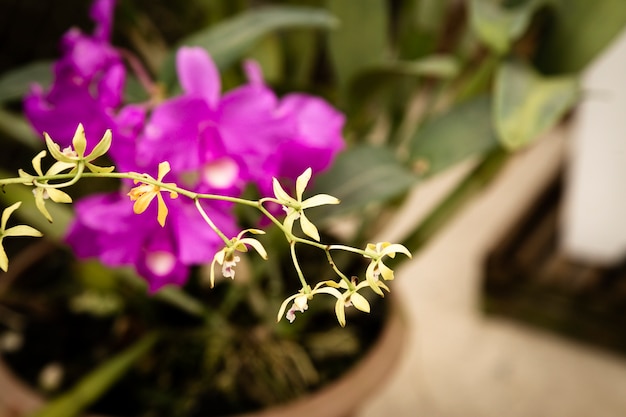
[379,261,395,281]
[272,177,293,203]
[350,292,370,313]
[1,202,21,231]
[44,133,73,164]
[72,123,87,157]
[295,168,312,201]
[240,238,268,260]
[32,151,47,176]
[301,193,340,209]
[380,243,412,258]
[277,293,299,322]
[365,262,384,296]
[3,225,43,238]
[299,213,320,241]
[0,242,8,272]
[177,47,221,107]
[156,193,169,227]
[157,161,171,182]
[132,192,156,215]
[46,188,73,204]
[34,189,53,223]
[88,129,112,160]
[334,299,346,327]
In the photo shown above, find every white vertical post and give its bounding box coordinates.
[561,27,626,265]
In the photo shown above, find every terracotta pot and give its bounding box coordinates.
[0,243,407,417]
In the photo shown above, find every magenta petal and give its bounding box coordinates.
[275,94,345,177]
[170,199,237,265]
[176,47,221,107]
[136,96,212,172]
[136,227,190,292]
[24,83,115,152]
[90,0,116,40]
[65,193,144,266]
[243,59,264,86]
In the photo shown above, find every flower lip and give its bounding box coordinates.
[146,251,177,276]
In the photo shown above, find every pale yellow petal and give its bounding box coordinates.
[46,188,72,204]
[272,177,293,203]
[72,123,87,157]
[44,133,71,163]
[32,151,47,176]
[85,162,115,173]
[379,261,395,281]
[0,242,8,272]
[380,243,412,258]
[277,294,299,322]
[34,189,53,223]
[299,213,320,241]
[88,129,112,159]
[1,202,21,231]
[350,292,371,313]
[335,299,346,327]
[301,193,340,209]
[295,168,312,201]
[365,262,384,296]
[3,225,42,238]
[240,238,268,260]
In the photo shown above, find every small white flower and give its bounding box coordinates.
[222,255,241,278]
[272,168,339,241]
[285,294,309,323]
[209,229,267,287]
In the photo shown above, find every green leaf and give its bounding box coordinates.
[536,0,626,73]
[0,61,52,103]
[469,0,544,54]
[494,61,579,150]
[29,333,158,417]
[409,96,499,177]
[159,5,338,85]
[325,0,389,98]
[0,108,42,149]
[311,145,417,215]
[416,0,450,33]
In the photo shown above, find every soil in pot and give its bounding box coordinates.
[0,241,403,417]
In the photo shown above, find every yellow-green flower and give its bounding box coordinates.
[272,168,339,241]
[364,242,411,295]
[0,202,43,272]
[277,280,372,327]
[44,123,114,174]
[127,161,179,227]
[209,229,268,287]
[19,150,73,223]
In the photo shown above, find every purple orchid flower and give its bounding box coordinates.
[23,0,145,168]
[66,190,237,292]
[24,0,346,291]
[137,47,345,197]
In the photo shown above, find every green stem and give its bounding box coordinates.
[194,198,230,245]
[289,242,309,292]
[33,162,85,190]
[324,249,353,289]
